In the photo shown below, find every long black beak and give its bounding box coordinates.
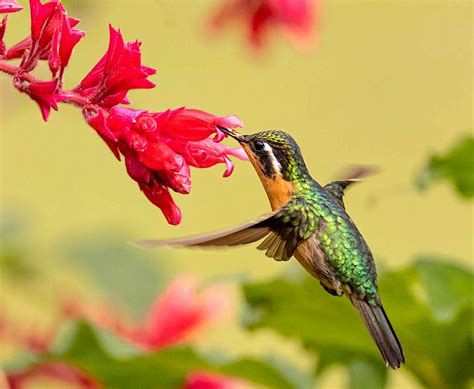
[216,125,246,142]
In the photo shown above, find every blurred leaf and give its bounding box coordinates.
[0,211,35,279]
[414,256,472,321]
[416,135,474,198]
[348,360,386,389]
[0,245,35,279]
[63,233,166,317]
[38,321,298,389]
[242,258,473,388]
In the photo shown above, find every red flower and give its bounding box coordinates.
[65,278,231,350]
[22,79,58,120]
[210,0,320,49]
[185,372,250,389]
[1,0,246,224]
[84,105,245,224]
[53,14,84,78]
[0,0,23,13]
[156,107,242,141]
[6,0,84,77]
[0,312,54,353]
[6,363,100,389]
[168,137,247,178]
[0,15,7,57]
[74,25,155,108]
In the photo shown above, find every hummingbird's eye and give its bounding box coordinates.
[253,140,265,152]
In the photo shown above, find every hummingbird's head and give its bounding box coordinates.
[217,127,310,208]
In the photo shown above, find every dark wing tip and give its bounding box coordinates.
[337,164,380,182]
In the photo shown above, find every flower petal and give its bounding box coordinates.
[0,0,23,13]
[185,371,250,389]
[141,183,182,225]
[26,79,58,121]
[75,25,156,108]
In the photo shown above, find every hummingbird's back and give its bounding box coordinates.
[305,181,379,304]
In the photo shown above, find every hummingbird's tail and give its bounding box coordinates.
[350,297,405,369]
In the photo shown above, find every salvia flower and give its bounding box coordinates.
[65,278,231,350]
[1,0,246,224]
[6,363,100,389]
[74,25,156,108]
[85,105,245,224]
[185,371,251,389]
[6,0,84,79]
[20,79,59,120]
[210,0,320,49]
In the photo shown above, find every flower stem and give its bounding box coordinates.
[0,59,95,110]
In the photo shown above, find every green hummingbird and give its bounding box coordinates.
[139,128,405,369]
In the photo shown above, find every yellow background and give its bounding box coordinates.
[1,1,472,388]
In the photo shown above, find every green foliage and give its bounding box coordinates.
[63,233,166,317]
[242,258,474,388]
[0,210,36,279]
[40,321,297,389]
[416,135,474,197]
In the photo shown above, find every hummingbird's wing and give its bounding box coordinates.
[136,212,277,249]
[137,201,312,262]
[324,165,377,209]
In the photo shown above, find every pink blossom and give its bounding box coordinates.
[65,278,230,350]
[185,372,251,389]
[23,79,58,120]
[210,0,320,49]
[1,0,246,225]
[85,105,244,224]
[0,16,7,57]
[6,363,100,389]
[168,137,247,177]
[6,16,81,60]
[156,107,243,141]
[74,25,155,108]
[6,0,84,77]
[0,0,23,13]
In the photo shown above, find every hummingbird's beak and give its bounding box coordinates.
[216,125,246,143]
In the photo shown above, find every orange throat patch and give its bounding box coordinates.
[242,144,295,210]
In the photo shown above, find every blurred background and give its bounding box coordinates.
[1,0,472,388]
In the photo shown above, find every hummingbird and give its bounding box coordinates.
[139,127,405,369]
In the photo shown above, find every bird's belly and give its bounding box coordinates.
[294,235,339,291]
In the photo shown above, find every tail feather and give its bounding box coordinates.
[351,297,405,369]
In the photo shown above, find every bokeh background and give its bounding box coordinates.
[1,1,472,388]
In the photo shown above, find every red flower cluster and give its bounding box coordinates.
[185,371,250,389]
[64,277,230,350]
[210,0,320,49]
[3,278,244,389]
[0,0,246,224]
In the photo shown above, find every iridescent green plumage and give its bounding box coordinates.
[245,131,379,303]
[139,129,404,369]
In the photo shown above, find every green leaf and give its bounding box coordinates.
[416,135,474,198]
[62,233,166,317]
[242,259,474,388]
[37,321,298,389]
[414,256,473,321]
[348,360,387,389]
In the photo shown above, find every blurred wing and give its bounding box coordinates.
[324,165,378,209]
[138,199,317,263]
[136,212,276,249]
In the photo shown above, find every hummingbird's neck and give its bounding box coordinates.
[257,150,314,210]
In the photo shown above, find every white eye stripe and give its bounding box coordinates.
[262,142,282,173]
